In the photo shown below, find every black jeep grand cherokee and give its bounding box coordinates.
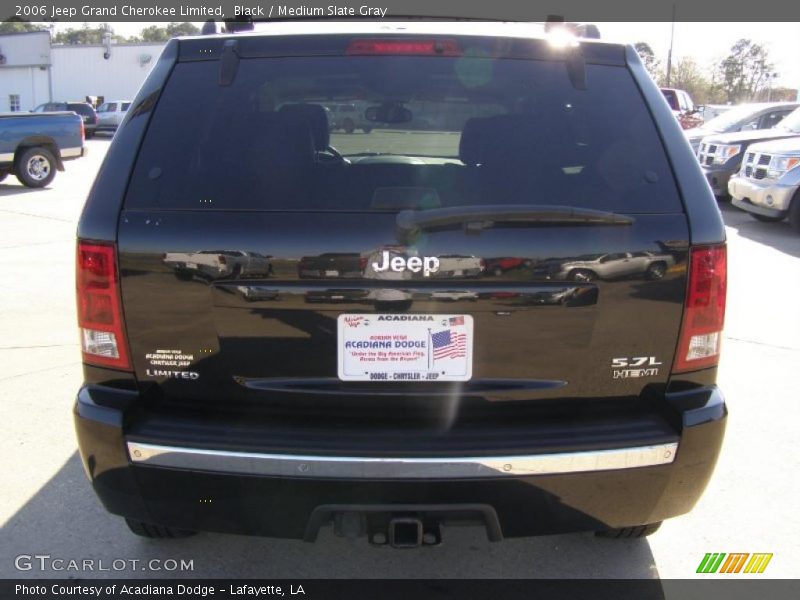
[74,23,727,546]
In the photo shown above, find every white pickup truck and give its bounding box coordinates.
[163,250,272,280]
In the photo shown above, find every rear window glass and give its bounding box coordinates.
[126,56,680,213]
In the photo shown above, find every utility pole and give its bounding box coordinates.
[666,4,676,87]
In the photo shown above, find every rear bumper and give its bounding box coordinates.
[74,385,726,540]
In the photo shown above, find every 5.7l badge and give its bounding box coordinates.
[611,356,662,379]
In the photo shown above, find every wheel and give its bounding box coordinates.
[569,269,597,282]
[362,126,373,134]
[750,212,784,223]
[645,261,667,280]
[16,146,57,188]
[786,193,800,232]
[492,267,504,277]
[596,522,662,539]
[342,118,355,134]
[124,518,196,539]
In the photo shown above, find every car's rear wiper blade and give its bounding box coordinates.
[396,204,633,240]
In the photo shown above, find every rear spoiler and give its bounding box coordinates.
[200,15,601,38]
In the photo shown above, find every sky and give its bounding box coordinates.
[49,21,800,89]
[600,22,800,89]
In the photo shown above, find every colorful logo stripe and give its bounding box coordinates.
[697,553,773,574]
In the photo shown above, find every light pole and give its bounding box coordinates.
[665,5,676,87]
[766,73,778,102]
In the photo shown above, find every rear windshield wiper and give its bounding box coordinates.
[396,204,633,240]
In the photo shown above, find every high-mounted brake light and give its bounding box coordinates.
[76,241,130,370]
[673,245,727,372]
[346,39,461,57]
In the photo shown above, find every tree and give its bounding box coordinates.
[716,39,774,103]
[52,23,114,45]
[167,22,199,37]
[634,42,663,83]
[139,22,199,42]
[671,57,709,103]
[0,18,47,34]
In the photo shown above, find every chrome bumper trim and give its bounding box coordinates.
[60,146,83,159]
[127,441,678,479]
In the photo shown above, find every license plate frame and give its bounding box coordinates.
[337,314,473,382]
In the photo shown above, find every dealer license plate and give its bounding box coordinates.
[338,314,473,382]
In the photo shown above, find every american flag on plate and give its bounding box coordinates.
[431,329,467,361]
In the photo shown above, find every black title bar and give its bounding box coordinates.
[4,0,800,23]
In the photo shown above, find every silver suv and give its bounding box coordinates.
[729,136,800,231]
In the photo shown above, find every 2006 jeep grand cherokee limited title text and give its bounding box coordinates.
[74,22,728,546]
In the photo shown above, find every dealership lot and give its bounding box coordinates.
[0,137,798,580]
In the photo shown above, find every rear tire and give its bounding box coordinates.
[646,261,667,280]
[750,213,784,223]
[342,118,355,134]
[124,518,196,539]
[16,146,57,188]
[595,522,662,539]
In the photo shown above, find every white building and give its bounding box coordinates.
[0,31,51,112]
[0,30,165,111]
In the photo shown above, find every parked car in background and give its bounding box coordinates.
[660,87,703,129]
[0,111,85,187]
[728,137,800,231]
[32,101,98,138]
[484,256,531,276]
[163,250,272,280]
[534,251,675,282]
[697,106,800,198]
[434,255,484,278]
[685,102,798,152]
[96,100,132,132]
[324,102,373,133]
[698,104,733,122]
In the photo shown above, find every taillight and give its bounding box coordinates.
[80,119,85,142]
[346,39,461,56]
[673,245,727,372]
[76,241,130,370]
[218,255,227,265]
